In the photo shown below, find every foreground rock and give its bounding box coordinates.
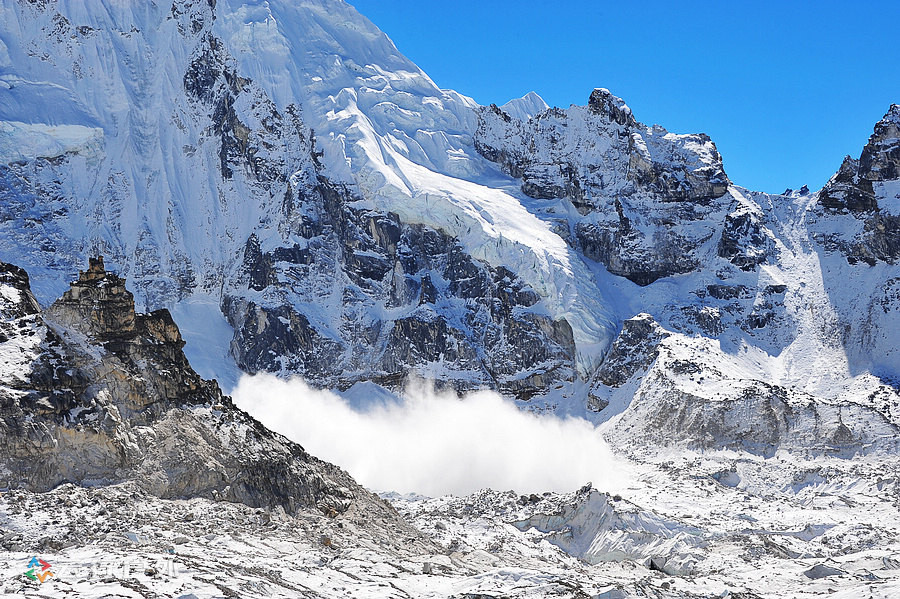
[0,258,423,544]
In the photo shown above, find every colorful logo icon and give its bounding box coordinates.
[25,557,53,583]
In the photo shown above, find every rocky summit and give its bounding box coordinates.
[0,257,417,539]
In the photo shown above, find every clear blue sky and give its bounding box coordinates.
[349,0,900,194]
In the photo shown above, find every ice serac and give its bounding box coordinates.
[512,485,702,576]
[0,258,420,534]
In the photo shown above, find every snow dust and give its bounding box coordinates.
[232,373,626,497]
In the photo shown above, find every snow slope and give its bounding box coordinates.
[501,91,551,122]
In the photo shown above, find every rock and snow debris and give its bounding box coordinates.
[4,454,900,599]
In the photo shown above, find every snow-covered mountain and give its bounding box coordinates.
[3,1,900,597]
[0,0,614,398]
[0,0,898,455]
[2,0,898,440]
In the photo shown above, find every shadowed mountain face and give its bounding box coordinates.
[0,0,897,458]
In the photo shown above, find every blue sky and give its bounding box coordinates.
[349,0,900,194]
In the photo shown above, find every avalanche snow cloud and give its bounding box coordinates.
[232,374,625,496]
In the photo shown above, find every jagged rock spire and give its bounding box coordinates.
[52,256,136,341]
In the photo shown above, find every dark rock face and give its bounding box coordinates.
[718,208,773,271]
[475,89,733,286]
[0,259,402,520]
[705,284,751,300]
[593,314,668,389]
[587,88,637,127]
[223,295,345,380]
[224,182,577,398]
[48,256,137,342]
[859,213,900,265]
[0,263,40,320]
[859,105,900,183]
[837,211,900,266]
[819,156,878,213]
[817,106,900,265]
[820,105,900,214]
[183,32,312,191]
[575,219,703,286]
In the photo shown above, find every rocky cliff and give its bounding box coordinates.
[0,257,418,533]
[475,88,731,285]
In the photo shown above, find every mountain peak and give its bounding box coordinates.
[500,91,549,121]
[885,103,900,123]
[820,102,900,214]
[588,87,635,127]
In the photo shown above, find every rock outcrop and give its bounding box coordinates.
[0,258,410,525]
[474,89,732,285]
[593,313,668,390]
[816,105,900,265]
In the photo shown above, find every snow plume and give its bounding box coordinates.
[232,374,626,497]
